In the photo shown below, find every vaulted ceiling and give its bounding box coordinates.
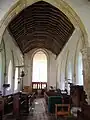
[8,1,75,55]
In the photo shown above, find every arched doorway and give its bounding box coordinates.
[32,51,47,92]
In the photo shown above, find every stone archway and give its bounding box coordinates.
[0,0,90,102]
[0,0,88,47]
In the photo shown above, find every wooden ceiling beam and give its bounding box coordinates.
[8,1,75,55]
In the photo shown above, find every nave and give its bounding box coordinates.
[0,0,90,120]
[0,84,90,120]
[4,97,74,120]
[4,97,56,120]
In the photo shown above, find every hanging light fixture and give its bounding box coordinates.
[20,70,25,91]
[20,70,25,77]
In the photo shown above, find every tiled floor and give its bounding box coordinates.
[5,98,75,120]
[29,98,56,120]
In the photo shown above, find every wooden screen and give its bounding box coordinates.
[32,82,47,90]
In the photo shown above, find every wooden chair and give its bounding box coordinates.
[23,86,32,93]
[55,104,70,119]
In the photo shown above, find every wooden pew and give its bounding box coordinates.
[0,92,35,120]
[0,94,13,120]
[77,103,90,120]
[13,92,20,120]
[70,85,88,118]
[0,97,4,120]
[13,92,35,119]
[3,94,13,114]
[0,92,28,120]
[13,92,29,119]
[21,92,31,113]
[70,85,87,107]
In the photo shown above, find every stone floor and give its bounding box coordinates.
[5,98,75,120]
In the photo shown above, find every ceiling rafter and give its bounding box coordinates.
[8,1,74,55]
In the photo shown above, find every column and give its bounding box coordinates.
[81,47,90,104]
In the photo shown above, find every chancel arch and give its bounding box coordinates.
[0,0,89,95]
[0,0,90,106]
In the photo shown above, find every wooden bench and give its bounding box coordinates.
[55,104,70,119]
[55,95,70,118]
[77,103,90,120]
[0,97,4,120]
[3,94,13,114]
[0,92,35,120]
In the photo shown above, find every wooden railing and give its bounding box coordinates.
[32,82,47,90]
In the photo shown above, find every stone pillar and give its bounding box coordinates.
[81,47,90,104]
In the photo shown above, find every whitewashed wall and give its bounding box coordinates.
[2,29,23,95]
[56,29,83,90]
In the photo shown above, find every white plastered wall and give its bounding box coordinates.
[65,0,90,42]
[56,29,83,90]
[24,48,57,89]
[2,29,23,95]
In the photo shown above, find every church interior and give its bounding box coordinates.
[0,0,90,120]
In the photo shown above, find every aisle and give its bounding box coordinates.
[5,98,75,120]
[5,98,56,120]
[26,98,56,120]
[26,98,75,120]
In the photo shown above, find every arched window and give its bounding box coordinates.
[67,61,72,81]
[60,60,65,90]
[32,51,47,82]
[77,52,83,85]
[8,60,13,90]
[0,52,2,91]
[66,60,72,94]
[60,71,65,90]
[14,67,18,90]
